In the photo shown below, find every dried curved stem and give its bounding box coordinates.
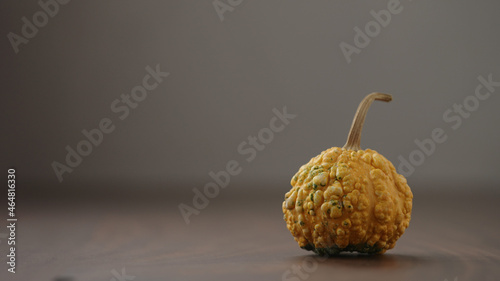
[343,92,392,151]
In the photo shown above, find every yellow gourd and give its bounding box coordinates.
[283,93,413,255]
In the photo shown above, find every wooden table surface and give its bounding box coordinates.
[2,181,500,281]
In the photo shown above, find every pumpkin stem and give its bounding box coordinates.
[343,92,392,151]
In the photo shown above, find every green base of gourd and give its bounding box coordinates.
[301,243,384,256]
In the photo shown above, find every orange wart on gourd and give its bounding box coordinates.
[283,93,413,255]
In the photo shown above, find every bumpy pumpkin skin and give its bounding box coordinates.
[283,147,413,255]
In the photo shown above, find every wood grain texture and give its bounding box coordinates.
[2,183,499,281]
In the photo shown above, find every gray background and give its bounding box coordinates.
[2,0,500,190]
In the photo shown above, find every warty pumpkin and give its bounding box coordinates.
[283,93,413,255]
